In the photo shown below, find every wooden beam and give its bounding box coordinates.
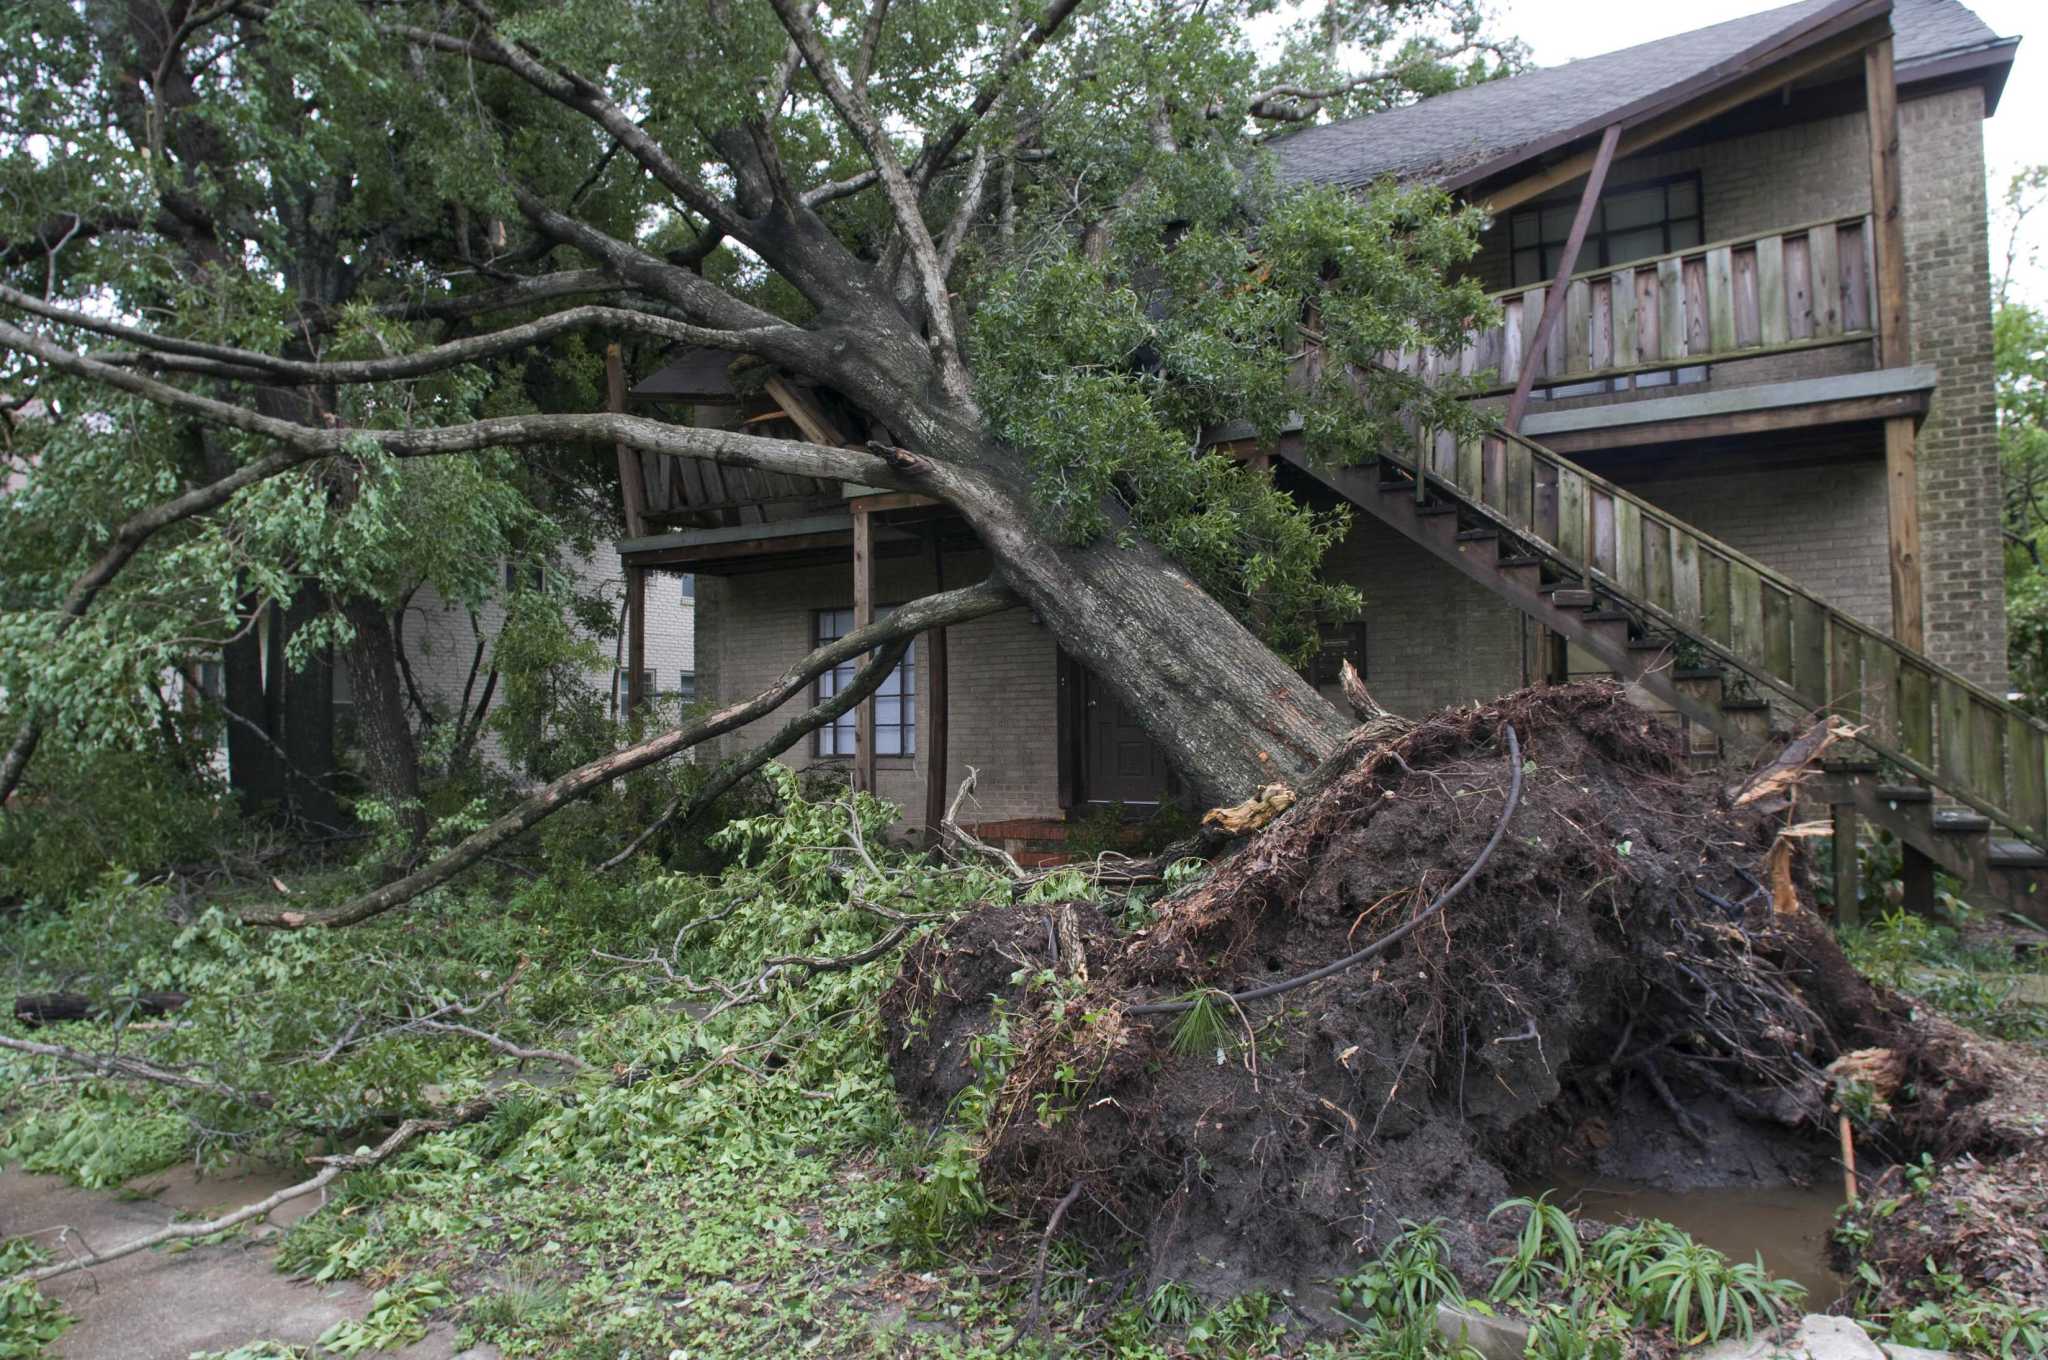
[624,530,855,569]
[846,491,942,514]
[762,375,850,448]
[1506,124,1621,433]
[923,526,950,841]
[1885,415,1925,650]
[625,564,647,717]
[1864,38,1924,653]
[1536,389,1928,454]
[852,502,876,795]
[607,344,649,541]
[1478,22,1884,217]
[1865,37,1910,367]
[1833,802,1862,927]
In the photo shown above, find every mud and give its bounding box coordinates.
[884,683,2016,1303]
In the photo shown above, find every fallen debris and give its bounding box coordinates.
[883,683,2032,1303]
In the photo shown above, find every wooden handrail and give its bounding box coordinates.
[1382,420,2048,846]
[1478,212,1874,305]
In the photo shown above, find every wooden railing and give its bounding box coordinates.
[1393,215,1878,394]
[1384,425,2048,848]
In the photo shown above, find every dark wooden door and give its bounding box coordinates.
[1081,667,1172,806]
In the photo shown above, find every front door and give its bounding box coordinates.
[1080,667,1173,806]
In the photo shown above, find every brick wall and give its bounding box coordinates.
[695,548,1060,825]
[1898,86,2005,688]
[1614,456,1893,631]
[1318,519,1527,716]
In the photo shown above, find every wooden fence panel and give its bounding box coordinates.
[1786,234,1814,340]
[1811,226,1841,336]
[1756,234,1788,346]
[1657,258,1685,361]
[1706,246,1737,353]
[1700,552,1731,647]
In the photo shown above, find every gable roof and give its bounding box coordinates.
[1267,0,2017,194]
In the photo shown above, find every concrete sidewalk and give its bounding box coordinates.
[1,1164,488,1359]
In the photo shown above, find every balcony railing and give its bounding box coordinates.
[1393,215,1877,394]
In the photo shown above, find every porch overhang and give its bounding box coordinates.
[1521,364,1936,454]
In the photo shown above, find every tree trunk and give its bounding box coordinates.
[280,587,342,831]
[340,594,428,857]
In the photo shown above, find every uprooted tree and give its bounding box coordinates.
[0,0,1521,889]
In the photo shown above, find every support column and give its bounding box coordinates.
[607,343,648,541]
[923,525,950,839]
[1505,123,1621,434]
[1832,802,1862,928]
[625,564,646,717]
[1900,842,1936,918]
[1865,37,1923,649]
[852,503,876,796]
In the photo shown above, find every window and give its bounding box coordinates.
[504,561,544,592]
[678,573,696,604]
[615,667,654,710]
[676,671,697,702]
[195,659,224,701]
[1509,174,1703,287]
[814,608,916,757]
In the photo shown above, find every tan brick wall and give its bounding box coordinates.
[1316,518,1527,716]
[696,548,1061,825]
[1898,86,2005,689]
[1614,457,1893,632]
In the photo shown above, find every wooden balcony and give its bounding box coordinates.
[1396,215,1877,396]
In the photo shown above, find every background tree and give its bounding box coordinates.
[1997,167,2048,714]
[1,0,1517,886]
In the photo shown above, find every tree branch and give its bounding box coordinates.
[911,0,1086,190]
[0,1034,270,1108]
[764,0,975,404]
[2,288,802,385]
[240,581,1016,928]
[6,1096,496,1287]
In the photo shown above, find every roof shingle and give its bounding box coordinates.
[1267,0,2011,192]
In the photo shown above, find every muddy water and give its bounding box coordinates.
[1526,1178,1848,1306]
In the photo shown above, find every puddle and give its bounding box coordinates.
[1525,1178,1848,1306]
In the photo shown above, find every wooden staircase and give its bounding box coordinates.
[1283,435,2048,926]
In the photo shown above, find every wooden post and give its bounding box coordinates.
[1505,124,1621,434]
[1900,841,1936,917]
[923,525,950,841]
[606,344,648,542]
[1832,802,1862,928]
[625,564,646,717]
[1865,37,1924,650]
[852,503,875,795]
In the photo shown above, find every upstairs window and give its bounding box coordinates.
[1509,173,1704,288]
[814,607,916,757]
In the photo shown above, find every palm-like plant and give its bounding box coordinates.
[1488,1193,1583,1302]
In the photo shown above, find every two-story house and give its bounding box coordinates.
[609,0,2041,913]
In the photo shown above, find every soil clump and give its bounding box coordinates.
[883,683,2029,1302]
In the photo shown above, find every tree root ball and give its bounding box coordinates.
[881,682,2019,1302]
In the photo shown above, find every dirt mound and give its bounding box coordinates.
[883,683,2005,1301]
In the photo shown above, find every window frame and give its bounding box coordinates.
[812,607,917,758]
[1507,171,1704,289]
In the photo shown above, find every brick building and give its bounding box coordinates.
[613,0,2032,885]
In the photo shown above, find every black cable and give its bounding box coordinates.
[1127,723,1523,1017]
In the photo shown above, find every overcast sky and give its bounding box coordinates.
[1497,0,2043,302]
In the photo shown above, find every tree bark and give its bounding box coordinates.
[340,594,428,857]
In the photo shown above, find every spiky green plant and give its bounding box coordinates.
[1168,989,1231,1058]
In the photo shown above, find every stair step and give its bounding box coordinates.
[1933,811,1992,835]
[1584,610,1632,624]
[1877,784,1932,804]
[1720,698,1769,712]
[1416,503,1459,517]
[1628,637,1675,652]
[1454,529,1499,544]
[1674,666,1724,680]
[1990,839,2048,869]
[1498,554,1542,569]
[1549,589,1597,609]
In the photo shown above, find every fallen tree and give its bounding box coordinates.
[0,0,1506,821]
